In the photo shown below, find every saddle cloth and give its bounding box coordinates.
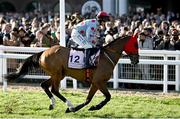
[68,48,100,69]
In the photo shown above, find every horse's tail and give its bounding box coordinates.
[4,51,44,81]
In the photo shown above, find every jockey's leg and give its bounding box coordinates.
[85,49,91,68]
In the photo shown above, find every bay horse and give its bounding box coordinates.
[5,35,139,113]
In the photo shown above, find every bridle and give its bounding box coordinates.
[103,46,139,66]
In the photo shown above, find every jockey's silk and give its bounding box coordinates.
[71,29,92,48]
[72,19,99,48]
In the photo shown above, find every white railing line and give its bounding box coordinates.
[0,45,47,53]
[1,46,180,55]
[109,78,176,85]
[24,75,50,79]
[139,49,180,55]
[118,59,180,65]
[1,53,180,65]
[0,53,31,59]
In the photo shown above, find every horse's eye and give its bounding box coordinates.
[134,42,138,49]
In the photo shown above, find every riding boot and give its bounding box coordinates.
[85,49,91,68]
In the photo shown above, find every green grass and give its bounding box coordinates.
[0,87,180,118]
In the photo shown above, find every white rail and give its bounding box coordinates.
[0,46,180,93]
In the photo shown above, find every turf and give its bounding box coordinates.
[0,87,180,118]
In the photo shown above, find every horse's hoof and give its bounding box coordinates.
[65,107,75,113]
[88,105,96,111]
[65,108,71,113]
[49,105,54,110]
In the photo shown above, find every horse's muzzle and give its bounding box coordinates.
[129,54,139,65]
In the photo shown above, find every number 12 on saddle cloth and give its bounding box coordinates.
[68,48,100,69]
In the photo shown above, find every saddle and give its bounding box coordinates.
[84,48,100,68]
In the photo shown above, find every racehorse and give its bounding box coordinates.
[5,35,139,113]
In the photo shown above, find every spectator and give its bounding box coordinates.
[138,32,153,80]
[171,29,180,50]
[32,30,43,47]
[138,32,153,50]
[20,32,34,47]
[153,29,164,49]
[0,17,7,39]
[18,27,27,46]
[119,26,129,37]
[33,23,57,47]
[31,18,39,34]
[4,27,20,46]
[2,23,12,45]
[55,29,60,43]
[160,21,169,35]
[156,34,175,50]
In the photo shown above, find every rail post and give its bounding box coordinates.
[61,78,67,89]
[72,78,77,89]
[0,48,7,92]
[113,64,118,89]
[163,55,168,93]
[175,55,180,91]
[0,49,3,83]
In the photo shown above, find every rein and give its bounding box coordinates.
[103,47,122,67]
[104,51,115,67]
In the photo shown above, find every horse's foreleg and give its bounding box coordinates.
[65,84,98,113]
[40,79,55,110]
[88,82,111,111]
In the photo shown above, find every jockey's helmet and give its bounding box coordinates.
[96,11,110,22]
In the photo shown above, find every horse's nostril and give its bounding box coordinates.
[131,60,139,65]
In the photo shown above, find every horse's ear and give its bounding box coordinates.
[123,34,139,54]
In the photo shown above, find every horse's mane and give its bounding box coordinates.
[103,35,130,48]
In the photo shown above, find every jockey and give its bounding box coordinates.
[70,11,110,49]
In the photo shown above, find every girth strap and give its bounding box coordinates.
[85,69,92,83]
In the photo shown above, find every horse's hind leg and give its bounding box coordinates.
[51,75,75,112]
[88,82,111,111]
[66,83,98,113]
[40,78,55,110]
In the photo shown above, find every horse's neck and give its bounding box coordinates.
[106,36,129,53]
[103,48,121,67]
[103,36,130,65]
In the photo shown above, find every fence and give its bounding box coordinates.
[0,45,180,93]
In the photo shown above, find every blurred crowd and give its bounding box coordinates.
[0,9,180,50]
